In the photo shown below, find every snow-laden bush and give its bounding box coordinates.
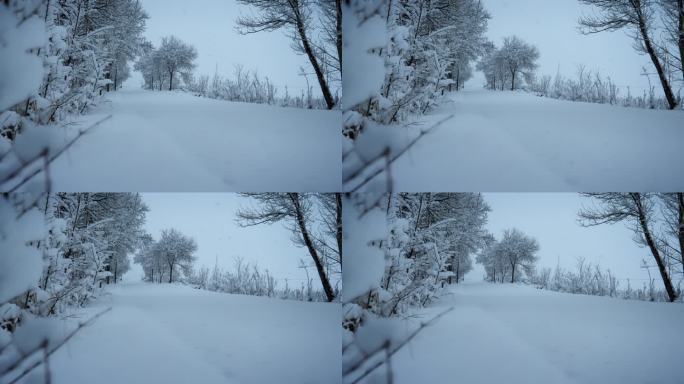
[342,193,489,383]
[1,0,147,191]
[186,65,330,109]
[531,258,682,303]
[1,193,148,382]
[530,65,682,110]
[343,0,492,191]
[187,257,330,302]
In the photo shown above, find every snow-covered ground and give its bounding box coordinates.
[48,283,340,384]
[389,282,684,384]
[385,89,684,191]
[43,80,340,192]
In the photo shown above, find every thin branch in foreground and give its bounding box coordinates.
[4,115,112,192]
[5,307,112,384]
[344,307,454,383]
[345,115,454,192]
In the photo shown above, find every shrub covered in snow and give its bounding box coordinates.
[1,193,148,382]
[342,193,492,382]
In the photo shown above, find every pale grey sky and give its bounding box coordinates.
[138,193,326,289]
[476,193,669,288]
[477,0,669,94]
[139,0,315,93]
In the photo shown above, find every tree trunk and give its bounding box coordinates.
[677,193,684,272]
[335,0,342,69]
[293,7,335,109]
[336,193,343,265]
[678,0,684,81]
[290,193,335,302]
[169,69,173,91]
[510,68,516,91]
[168,262,174,283]
[633,194,677,301]
[455,261,460,284]
[638,13,678,109]
[456,69,460,91]
[510,262,516,283]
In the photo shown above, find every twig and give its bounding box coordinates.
[343,307,454,383]
[4,115,112,192]
[344,115,454,192]
[5,307,112,384]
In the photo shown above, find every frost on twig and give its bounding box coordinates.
[343,115,454,192]
[0,115,112,192]
[343,307,454,384]
[1,307,112,384]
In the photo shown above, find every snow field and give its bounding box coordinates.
[49,283,341,384]
[389,282,684,384]
[386,90,684,191]
[44,82,340,192]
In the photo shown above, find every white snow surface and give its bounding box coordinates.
[0,4,46,111]
[342,195,387,302]
[0,201,45,304]
[48,283,341,384]
[372,90,684,191]
[386,282,684,384]
[341,2,387,110]
[41,84,340,192]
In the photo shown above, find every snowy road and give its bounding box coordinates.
[50,283,341,384]
[390,90,684,191]
[392,282,684,384]
[47,84,340,192]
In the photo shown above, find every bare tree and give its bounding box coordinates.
[658,0,684,80]
[578,0,679,109]
[236,0,336,109]
[578,193,678,302]
[236,193,336,301]
[499,36,539,91]
[155,228,198,283]
[659,193,684,272]
[157,36,197,91]
[315,193,343,271]
[478,228,539,283]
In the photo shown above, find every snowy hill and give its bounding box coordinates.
[45,86,340,192]
[389,90,684,192]
[391,282,684,384]
[49,283,340,384]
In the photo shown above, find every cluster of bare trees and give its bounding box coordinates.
[135,229,198,283]
[135,36,198,91]
[478,36,540,91]
[477,228,540,283]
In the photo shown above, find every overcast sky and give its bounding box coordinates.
[476,193,660,286]
[139,193,326,289]
[139,0,314,93]
[477,0,659,94]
